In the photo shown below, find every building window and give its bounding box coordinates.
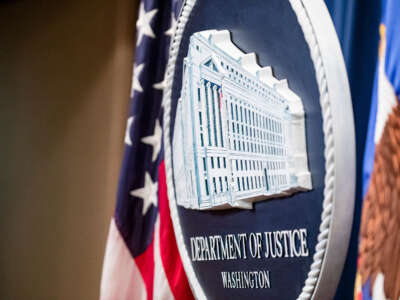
[237,178,240,191]
[235,104,239,120]
[205,179,209,196]
[217,157,220,168]
[213,177,217,193]
[211,157,214,168]
[219,102,224,148]
[223,157,226,168]
[211,87,218,147]
[203,158,207,171]
[219,177,223,192]
[199,112,202,125]
[200,133,204,146]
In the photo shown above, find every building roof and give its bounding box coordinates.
[194,30,303,112]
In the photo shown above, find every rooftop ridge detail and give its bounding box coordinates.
[195,30,298,101]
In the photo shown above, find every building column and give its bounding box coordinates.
[219,88,228,149]
[228,99,234,151]
[283,118,291,187]
[199,79,209,148]
[206,82,215,147]
[213,85,222,148]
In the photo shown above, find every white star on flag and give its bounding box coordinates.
[165,13,177,37]
[124,117,134,146]
[136,3,158,46]
[130,172,158,215]
[141,119,162,162]
[131,63,145,97]
[153,72,166,90]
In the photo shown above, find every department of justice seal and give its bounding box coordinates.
[162,0,355,299]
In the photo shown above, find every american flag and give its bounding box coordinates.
[100,0,194,299]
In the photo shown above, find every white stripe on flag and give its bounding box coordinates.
[153,216,175,300]
[375,46,397,144]
[372,273,390,300]
[100,219,147,300]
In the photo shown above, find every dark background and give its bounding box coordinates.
[0,1,136,299]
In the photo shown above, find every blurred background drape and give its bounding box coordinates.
[324,0,381,299]
[0,0,381,299]
[0,1,137,299]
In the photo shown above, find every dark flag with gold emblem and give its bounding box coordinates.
[355,0,400,299]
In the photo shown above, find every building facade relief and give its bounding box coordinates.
[173,30,312,210]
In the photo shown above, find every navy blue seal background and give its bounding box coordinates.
[168,0,325,298]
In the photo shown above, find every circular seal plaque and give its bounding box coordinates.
[162,0,355,299]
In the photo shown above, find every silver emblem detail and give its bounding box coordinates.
[173,30,312,210]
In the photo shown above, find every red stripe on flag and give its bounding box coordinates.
[134,236,155,300]
[158,160,195,300]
